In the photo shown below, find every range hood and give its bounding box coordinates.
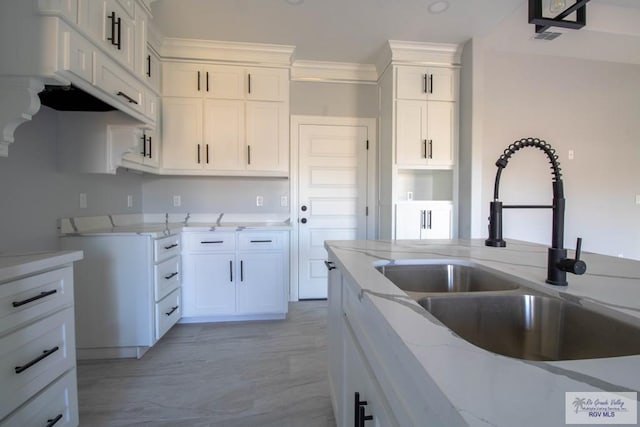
[38,85,116,112]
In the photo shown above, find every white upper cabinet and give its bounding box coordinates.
[163,62,288,101]
[395,66,458,102]
[395,100,454,167]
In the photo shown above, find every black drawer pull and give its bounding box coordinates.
[201,240,224,244]
[163,243,178,250]
[164,272,179,280]
[117,91,139,105]
[46,414,63,427]
[12,289,57,308]
[165,306,179,316]
[250,240,272,243]
[15,346,59,374]
[45,414,62,427]
[324,260,336,271]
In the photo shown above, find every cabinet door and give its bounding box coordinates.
[420,205,452,239]
[394,203,422,239]
[426,102,454,167]
[183,253,236,316]
[236,252,285,314]
[162,62,203,97]
[395,100,427,166]
[161,97,202,170]
[245,101,288,173]
[144,47,161,92]
[204,99,244,170]
[205,65,244,99]
[245,67,288,101]
[396,66,456,102]
[86,0,135,71]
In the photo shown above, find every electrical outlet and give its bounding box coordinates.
[256,195,264,207]
[407,191,414,201]
[280,195,288,207]
[636,195,640,205]
[79,193,87,209]
[568,150,574,160]
[173,195,181,207]
[127,195,133,208]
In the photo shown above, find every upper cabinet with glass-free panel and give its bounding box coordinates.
[395,66,458,102]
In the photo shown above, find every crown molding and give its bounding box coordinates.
[376,40,463,75]
[161,38,296,67]
[291,60,378,84]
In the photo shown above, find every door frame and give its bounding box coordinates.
[289,115,378,301]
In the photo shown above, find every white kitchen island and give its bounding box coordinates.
[325,239,640,427]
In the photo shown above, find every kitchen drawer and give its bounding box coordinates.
[154,234,180,263]
[95,53,144,114]
[0,308,76,420]
[0,368,78,427]
[0,267,73,337]
[154,256,180,302]
[155,288,181,341]
[238,231,286,251]
[183,232,236,252]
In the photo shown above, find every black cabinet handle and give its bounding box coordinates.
[324,260,336,271]
[229,260,233,282]
[12,289,57,308]
[15,346,59,374]
[429,74,434,94]
[206,71,209,92]
[250,240,272,243]
[165,305,179,316]
[117,91,138,105]
[200,240,224,244]
[140,134,147,157]
[427,210,433,229]
[164,243,178,250]
[423,73,428,93]
[107,12,117,46]
[421,210,426,229]
[240,260,244,282]
[46,414,63,427]
[354,392,368,427]
[148,136,152,158]
[146,54,151,77]
[197,70,201,91]
[115,16,121,50]
[197,144,201,163]
[428,139,433,159]
[248,73,251,94]
[247,145,251,165]
[359,406,373,427]
[206,144,210,164]
[164,272,178,280]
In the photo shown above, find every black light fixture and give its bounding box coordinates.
[529,0,591,34]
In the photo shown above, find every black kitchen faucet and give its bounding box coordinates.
[485,137,586,286]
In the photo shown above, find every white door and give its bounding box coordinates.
[298,124,369,299]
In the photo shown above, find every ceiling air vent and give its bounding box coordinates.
[533,31,562,40]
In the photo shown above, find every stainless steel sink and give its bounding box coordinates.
[420,294,640,360]
[375,263,519,298]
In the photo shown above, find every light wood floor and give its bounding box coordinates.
[77,301,336,426]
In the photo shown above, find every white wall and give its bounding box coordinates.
[477,50,640,259]
[0,107,144,252]
[290,81,378,118]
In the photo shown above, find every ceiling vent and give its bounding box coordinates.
[533,31,563,40]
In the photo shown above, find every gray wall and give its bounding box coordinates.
[0,107,144,252]
[290,81,378,117]
[478,50,640,259]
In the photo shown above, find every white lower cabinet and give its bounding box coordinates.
[182,230,289,321]
[395,202,452,240]
[60,233,181,359]
[327,260,398,427]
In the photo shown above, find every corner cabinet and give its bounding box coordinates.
[378,43,461,240]
[60,233,181,359]
[161,62,290,177]
[181,230,289,321]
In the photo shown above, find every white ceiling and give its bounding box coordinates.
[151,0,640,65]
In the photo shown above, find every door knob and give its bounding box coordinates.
[300,218,307,224]
[301,205,307,211]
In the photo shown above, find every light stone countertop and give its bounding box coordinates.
[0,250,83,283]
[325,238,640,427]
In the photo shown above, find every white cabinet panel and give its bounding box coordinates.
[154,288,181,341]
[236,252,286,314]
[245,67,288,101]
[205,99,245,170]
[246,101,288,173]
[396,66,457,102]
[183,253,236,316]
[395,202,452,240]
[161,97,203,170]
[162,62,202,98]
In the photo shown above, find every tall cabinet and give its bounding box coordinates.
[378,42,461,240]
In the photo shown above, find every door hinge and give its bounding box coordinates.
[366,140,369,150]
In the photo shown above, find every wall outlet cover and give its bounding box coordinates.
[256,195,264,207]
[173,195,181,207]
[79,193,87,209]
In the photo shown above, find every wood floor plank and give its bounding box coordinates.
[77,301,336,426]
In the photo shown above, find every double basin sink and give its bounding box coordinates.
[375,262,640,361]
